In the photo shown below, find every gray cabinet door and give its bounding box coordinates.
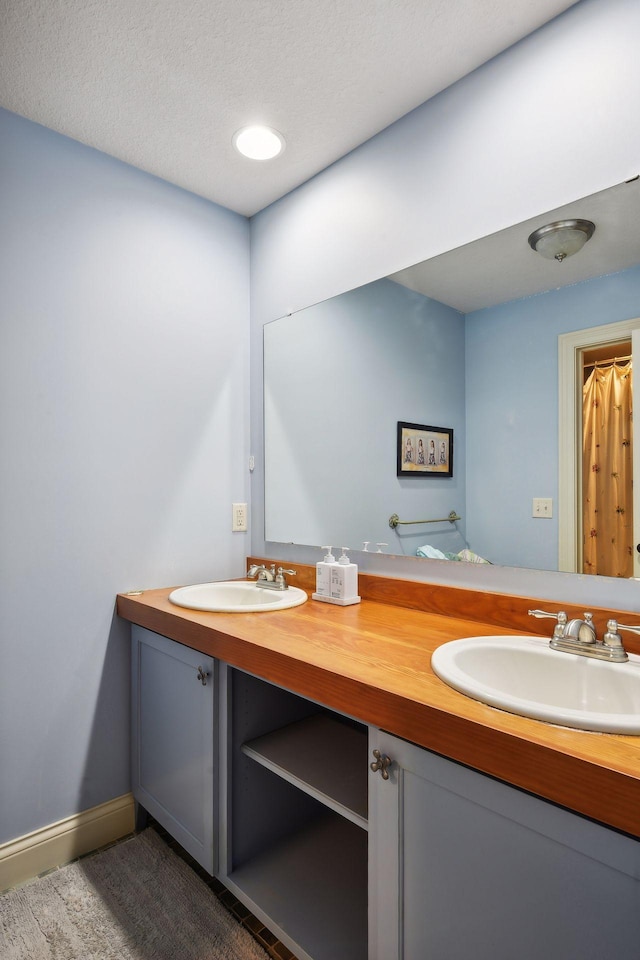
[131,626,216,873]
[368,728,640,960]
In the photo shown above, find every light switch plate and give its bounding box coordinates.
[532,498,553,518]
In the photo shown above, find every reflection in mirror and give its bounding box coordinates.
[264,178,640,576]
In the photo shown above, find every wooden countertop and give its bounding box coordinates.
[117,571,640,840]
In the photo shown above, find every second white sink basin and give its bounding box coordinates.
[431,635,640,734]
[169,581,308,613]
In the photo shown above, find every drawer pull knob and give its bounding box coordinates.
[371,748,392,780]
[196,666,208,686]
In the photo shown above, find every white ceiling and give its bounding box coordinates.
[389,177,640,313]
[0,0,578,217]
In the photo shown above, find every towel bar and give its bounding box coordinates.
[389,511,461,529]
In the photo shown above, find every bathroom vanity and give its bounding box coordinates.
[119,564,640,960]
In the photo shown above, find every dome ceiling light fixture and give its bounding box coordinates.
[232,125,286,161]
[527,218,596,262]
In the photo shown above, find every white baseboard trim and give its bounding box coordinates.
[0,792,135,891]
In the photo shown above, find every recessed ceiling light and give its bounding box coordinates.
[232,125,286,161]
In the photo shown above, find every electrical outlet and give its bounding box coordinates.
[532,498,553,519]
[232,502,248,532]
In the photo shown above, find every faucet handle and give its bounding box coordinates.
[611,620,640,637]
[600,619,632,662]
[603,620,624,649]
[275,566,296,586]
[528,609,568,621]
[605,618,640,650]
[528,609,568,640]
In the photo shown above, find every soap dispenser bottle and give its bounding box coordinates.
[312,546,336,600]
[329,548,361,606]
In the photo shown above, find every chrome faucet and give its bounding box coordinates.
[563,612,597,646]
[528,609,632,663]
[247,564,297,591]
[247,563,276,582]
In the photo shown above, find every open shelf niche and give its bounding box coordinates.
[241,713,368,829]
[224,668,369,960]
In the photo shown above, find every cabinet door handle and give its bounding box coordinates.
[371,748,392,780]
[196,666,208,686]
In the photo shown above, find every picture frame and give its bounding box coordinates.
[397,421,453,477]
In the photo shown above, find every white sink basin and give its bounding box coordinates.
[169,581,308,613]
[431,635,640,734]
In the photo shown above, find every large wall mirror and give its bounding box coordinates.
[264,178,640,579]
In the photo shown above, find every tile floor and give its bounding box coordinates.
[150,819,299,960]
[2,821,298,960]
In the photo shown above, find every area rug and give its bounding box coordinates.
[0,828,269,960]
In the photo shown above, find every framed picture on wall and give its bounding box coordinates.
[397,421,453,477]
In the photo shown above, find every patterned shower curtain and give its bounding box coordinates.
[582,359,633,577]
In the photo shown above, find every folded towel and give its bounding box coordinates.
[416,544,448,560]
[456,548,491,564]
[416,545,491,563]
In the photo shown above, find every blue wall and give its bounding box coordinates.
[262,265,640,571]
[264,278,465,553]
[465,266,640,568]
[0,109,250,844]
[250,0,640,610]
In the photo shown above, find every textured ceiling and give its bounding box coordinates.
[0,0,578,216]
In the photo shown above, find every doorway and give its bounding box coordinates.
[580,340,632,577]
[558,318,640,575]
